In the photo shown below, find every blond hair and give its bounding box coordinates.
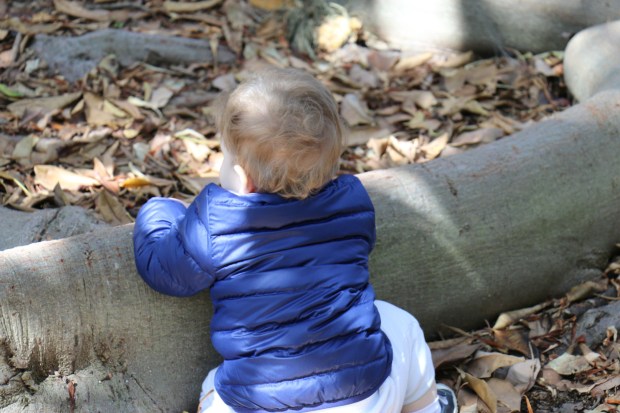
[215,68,344,199]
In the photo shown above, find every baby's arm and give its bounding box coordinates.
[133,198,213,296]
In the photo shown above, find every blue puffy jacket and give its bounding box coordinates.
[133,174,393,412]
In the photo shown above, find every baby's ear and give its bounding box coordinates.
[233,164,255,194]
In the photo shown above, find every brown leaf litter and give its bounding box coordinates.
[431,266,620,413]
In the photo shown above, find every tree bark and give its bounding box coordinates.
[0,224,216,413]
[365,90,620,333]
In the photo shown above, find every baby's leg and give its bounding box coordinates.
[197,368,217,413]
[401,383,437,413]
[197,367,238,413]
[374,301,442,413]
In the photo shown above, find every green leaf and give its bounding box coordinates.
[0,83,23,98]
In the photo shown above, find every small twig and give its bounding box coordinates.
[440,324,475,338]
[595,294,620,301]
[92,1,150,11]
[524,395,534,413]
[9,32,22,63]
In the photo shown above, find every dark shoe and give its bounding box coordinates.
[437,383,458,413]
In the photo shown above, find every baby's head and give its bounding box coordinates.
[215,67,344,199]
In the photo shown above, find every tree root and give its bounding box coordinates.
[31,29,236,82]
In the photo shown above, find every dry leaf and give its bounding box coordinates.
[458,388,486,413]
[366,136,389,157]
[121,174,176,189]
[183,139,211,162]
[2,17,63,35]
[7,93,82,118]
[176,175,218,195]
[388,136,418,162]
[316,15,360,53]
[566,279,608,303]
[431,342,480,369]
[406,112,441,132]
[340,93,374,126]
[84,93,120,127]
[348,64,381,88]
[585,404,617,413]
[212,74,238,92]
[128,96,163,117]
[150,87,174,109]
[34,165,100,191]
[0,171,30,196]
[591,375,620,397]
[95,190,133,225]
[420,133,449,160]
[459,368,498,413]
[93,157,118,193]
[163,0,223,13]
[54,0,110,21]
[347,127,391,147]
[506,359,541,394]
[223,21,243,54]
[102,100,129,118]
[0,49,14,69]
[120,176,153,189]
[533,56,555,77]
[464,60,499,87]
[547,353,590,376]
[493,301,551,329]
[539,367,563,387]
[249,0,295,10]
[11,135,38,161]
[451,127,504,147]
[467,351,525,379]
[367,50,400,72]
[493,328,530,356]
[109,99,143,120]
[409,91,438,110]
[434,51,475,69]
[393,52,433,72]
[487,378,522,412]
[463,99,490,116]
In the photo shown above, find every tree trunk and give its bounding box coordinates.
[2,87,620,411]
[365,90,620,333]
[340,0,620,54]
[0,224,216,413]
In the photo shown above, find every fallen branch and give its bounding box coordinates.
[31,29,236,82]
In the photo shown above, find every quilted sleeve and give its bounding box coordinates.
[133,197,214,297]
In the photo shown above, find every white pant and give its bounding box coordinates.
[198,300,436,413]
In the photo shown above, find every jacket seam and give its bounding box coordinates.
[214,280,368,301]
[209,210,374,238]
[210,294,374,333]
[220,352,388,388]
[192,191,216,276]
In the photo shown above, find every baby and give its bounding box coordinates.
[133,68,457,413]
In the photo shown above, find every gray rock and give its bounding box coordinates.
[575,300,620,347]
